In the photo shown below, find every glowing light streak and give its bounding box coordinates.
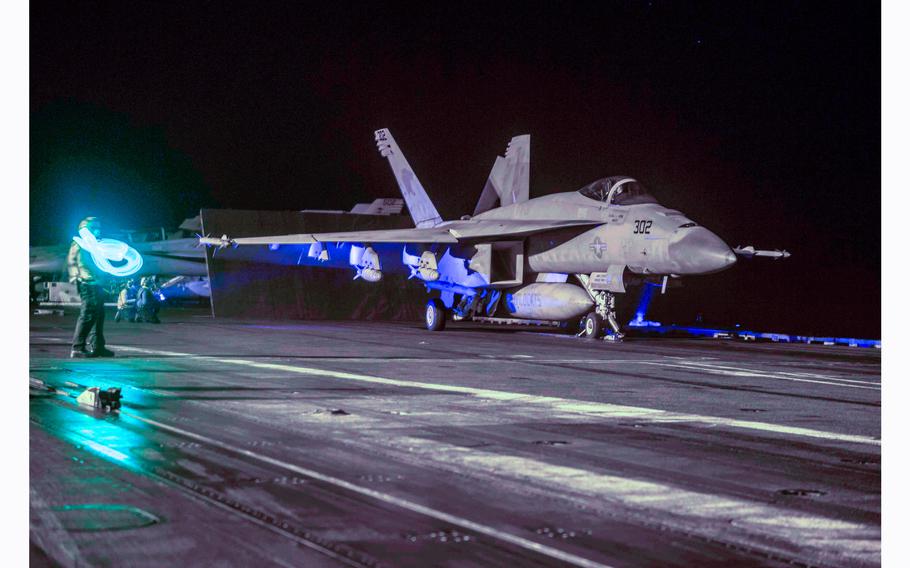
[73,228,143,277]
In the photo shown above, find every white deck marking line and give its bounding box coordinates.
[365,435,880,562]
[153,357,662,364]
[784,373,880,385]
[121,411,612,568]
[36,336,878,388]
[642,361,879,390]
[713,367,881,384]
[111,345,881,446]
[653,360,880,388]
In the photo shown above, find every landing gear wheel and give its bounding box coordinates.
[582,312,603,338]
[425,299,447,332]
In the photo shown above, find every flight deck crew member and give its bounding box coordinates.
[115,279,138,322]
[68,217,115,358]
[135,276,161,323]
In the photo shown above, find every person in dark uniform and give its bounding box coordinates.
[114,279,138,322]
[135,276,161,323]
[68,217,115,358]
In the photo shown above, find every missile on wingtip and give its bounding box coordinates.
[733,246,792,260]
[198,234,237,249]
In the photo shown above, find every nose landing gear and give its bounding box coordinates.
[576,274,625,342]
[580,312,603,338]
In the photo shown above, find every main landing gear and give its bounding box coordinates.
[425,299,447,331]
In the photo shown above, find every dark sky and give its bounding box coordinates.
[30,1,880,337]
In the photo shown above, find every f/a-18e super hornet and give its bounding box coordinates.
[202,129,788,340]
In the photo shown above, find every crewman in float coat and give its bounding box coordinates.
[68,217,115,358]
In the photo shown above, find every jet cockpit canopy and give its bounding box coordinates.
[578,176,657,206]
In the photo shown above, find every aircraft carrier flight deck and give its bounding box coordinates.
[29,309,880,567]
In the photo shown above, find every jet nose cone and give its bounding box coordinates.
[669,227,737,275]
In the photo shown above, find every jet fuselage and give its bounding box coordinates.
[463,189,736,277]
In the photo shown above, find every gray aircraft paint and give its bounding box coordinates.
[474,135,531,216]
[201,129,785,328]
[375,129,443,229]
[504,283,593,320]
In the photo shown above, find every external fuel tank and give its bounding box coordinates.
[502,283,593,321]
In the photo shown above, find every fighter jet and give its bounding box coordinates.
[202,129,788,340]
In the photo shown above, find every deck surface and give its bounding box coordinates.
[29,309,881,567]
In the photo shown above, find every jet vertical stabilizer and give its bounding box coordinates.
[473,134,530,216]
[375,128,444,228]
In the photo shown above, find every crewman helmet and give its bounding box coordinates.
[78,217,101,238]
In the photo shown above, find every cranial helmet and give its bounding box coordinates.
[78,217,101,235]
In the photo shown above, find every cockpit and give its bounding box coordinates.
[577,176,657,206]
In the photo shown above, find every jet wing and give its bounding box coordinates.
[200,219,600,247]
[446,219,599,239]
[212,227,458,246]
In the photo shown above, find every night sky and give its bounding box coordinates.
[30,1,880,337]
